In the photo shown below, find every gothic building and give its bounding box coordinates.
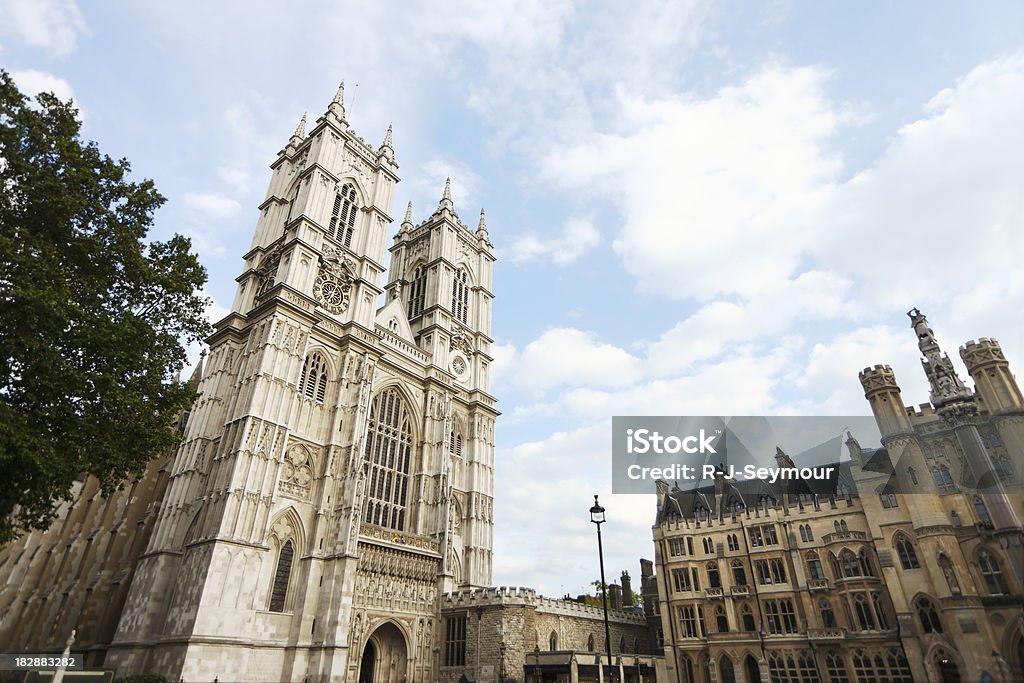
[651,311,1024,683]
[0,84,499,682]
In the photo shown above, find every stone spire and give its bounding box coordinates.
[476,207,490,243]
[287,112,306,149]
[402,201,413,228]
[378,123,394,161]
[328,81,347,125]
[439,177,454,211]
[908,308,974,414]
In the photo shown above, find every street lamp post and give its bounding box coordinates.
[590,494,614,681]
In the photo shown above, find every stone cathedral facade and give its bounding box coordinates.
[0,85,498,682]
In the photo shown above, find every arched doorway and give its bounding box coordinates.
[358,622,408,683]
[745,654,762,683]
[358,640,376,683]
[934,649,961,683]
[719,655,736,683]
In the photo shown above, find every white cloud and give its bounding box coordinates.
[510,327,642,393]
[541,64,844,301]
[0,0,86,57]
[408,159,482,216]
[216,166,251,195]
[182,192,242,220]
[506,216,600,266]
[9,68,75,102]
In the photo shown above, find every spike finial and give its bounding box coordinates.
[382,123,393,149]
[403,201,413,225]
[292,112,307,139]
[477,208,487,231]
[328,81,347,123]
[439,177,453,209]
[333,81,345,106]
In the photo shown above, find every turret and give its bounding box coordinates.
[859,364,912,436]
[960,338,1024,414]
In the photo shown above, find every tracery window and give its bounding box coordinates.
[894,533,920,569]
[825,652,849,683]
[978,549,1009,594]
[840,549,861,577]
[879,487,898,509]
[328,183,358,247]
[727,533,739,551]
[807,552,825,580]
[362,388,413,531]
[268,539,293,612]
[731,560,746,586]
[451,268,469,324]
[299,352,329,403]
[915,596,942,633]
[707,562,721,588]
[974,495,992,525]
[820,599,836,628]
[444,614,467,666]
[741,604,756,631]
[408,264,427,318]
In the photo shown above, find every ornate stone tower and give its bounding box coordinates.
[105,84,498,683]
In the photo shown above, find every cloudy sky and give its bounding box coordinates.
[3,1,1024,597]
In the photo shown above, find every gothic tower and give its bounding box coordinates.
[105,84,498,683]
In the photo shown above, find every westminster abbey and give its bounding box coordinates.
[0,84,498,682]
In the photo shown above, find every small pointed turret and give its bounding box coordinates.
[328,81,347,125]
[439,177,454,210]
[476,207,490,243]
[288,113,306,149]
[403,201,413,228]
[378,123,394,161]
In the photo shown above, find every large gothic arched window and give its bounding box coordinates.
[978,549,1009,594]
[894,533,920,570]
[329,183,359,248]
[363,388,414,531]
[451,268,469,324]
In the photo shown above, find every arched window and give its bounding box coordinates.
[719,655,736,683]
[800,525,808,542]
[974,495,991,525]
[451,268,469,324]
[872,591,889,629]
[853,593,875,630]
[994,454,1014,479]
[978,549,1009,594]
[840,549,861,577]
[549,631,558,651]
[894,533,920,570]
[731,560,746,586]
[852,649,875,680]
[886,648,913,683]
[931,465,944,487]
[939,465,954,488]
[741,603,755,631]
[362,388,414,531]
[727,533,739,551]
[840,520,849,532]
[820,598,836,628]
[586,634,594,652]
[922,444,933,459]
[408,264,427,318]
[879,487,898,509]
[914,596,942,633]
[268,539,294,612]
[825,652,849,683]
[715,605,728,632]
[707,562,721,588]
[807,552,825,580]
[618,636,626,653]
[328,183,358,247]
[859,549,875,576]
[299,352,329,402]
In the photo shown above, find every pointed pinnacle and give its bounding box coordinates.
[443,177,452,201]
[293,112,307,139]
[381,123,393,149]
[404,201,413,224]
[333,81,345,106]
[477,208,487,231]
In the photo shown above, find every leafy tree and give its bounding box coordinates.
[0,71,212,543]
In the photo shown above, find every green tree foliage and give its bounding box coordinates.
[0,71,212,543]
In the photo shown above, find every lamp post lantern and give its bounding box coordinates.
[590,494,614,680]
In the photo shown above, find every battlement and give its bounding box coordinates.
[960,338,1006,367]
[859,364,899,393]
[442,586,645,625]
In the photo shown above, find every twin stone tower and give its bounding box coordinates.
[107,84,499,681]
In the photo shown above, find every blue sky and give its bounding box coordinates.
[3,1,1024,597]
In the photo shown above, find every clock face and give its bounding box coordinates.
[314,272,350,313]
